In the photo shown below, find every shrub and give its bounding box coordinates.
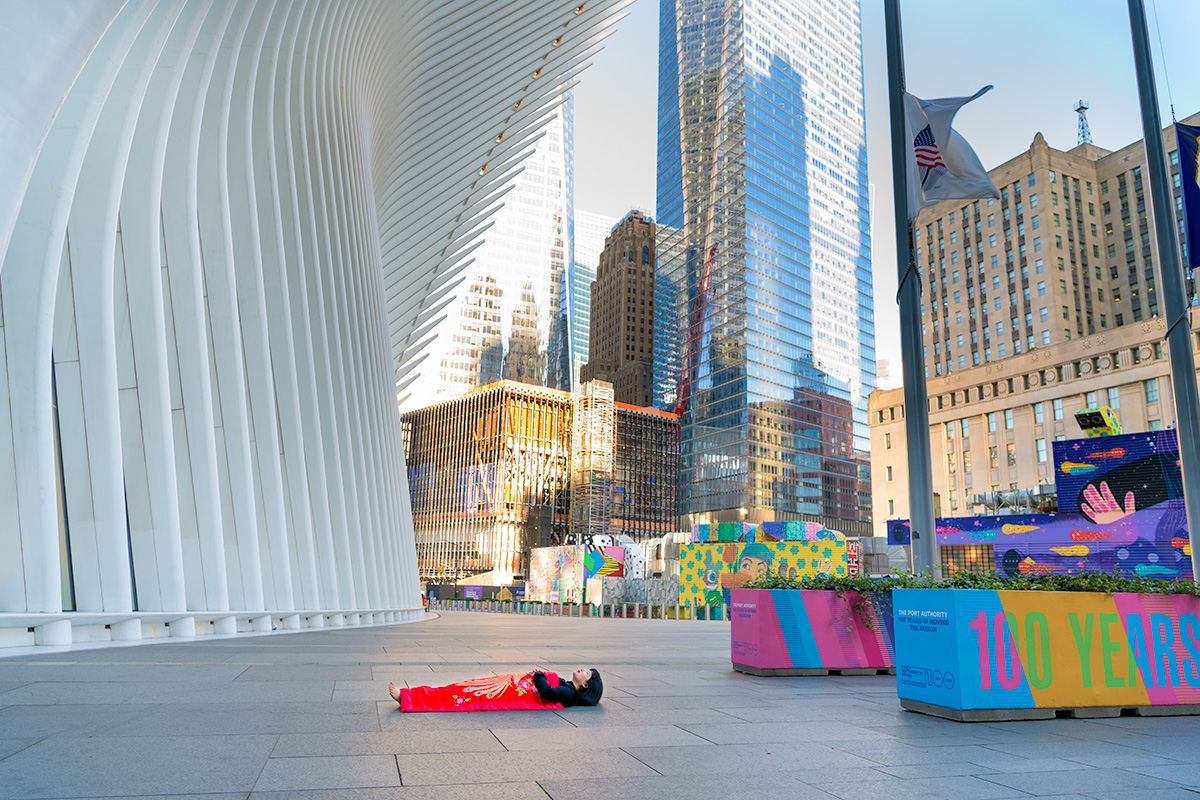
[744,571,1200,597]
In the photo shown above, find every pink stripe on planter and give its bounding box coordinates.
[755,593,791,669]
[1112,593,1200,705]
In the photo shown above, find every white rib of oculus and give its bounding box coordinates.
[0,0,627,640]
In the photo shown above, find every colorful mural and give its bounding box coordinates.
[527,546,625,603]
[679,538,849,607]
[888,430,1192,580]
[731,588,895,673]
[894,588,1200,714]
[758,520,844,542]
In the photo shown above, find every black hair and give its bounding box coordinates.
[576,668,603,706]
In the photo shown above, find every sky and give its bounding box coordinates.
[572,0,1200,380]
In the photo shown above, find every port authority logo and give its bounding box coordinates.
[900,664,955,690]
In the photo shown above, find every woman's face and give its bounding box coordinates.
[572,668,591,686]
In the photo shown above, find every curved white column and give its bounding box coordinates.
[0,0,628,636]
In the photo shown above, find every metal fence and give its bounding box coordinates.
[429,599,728,620]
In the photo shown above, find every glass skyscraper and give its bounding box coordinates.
[655,0,874,535]
[411,94,573,407]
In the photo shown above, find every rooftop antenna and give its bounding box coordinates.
[1075,99,1093,145]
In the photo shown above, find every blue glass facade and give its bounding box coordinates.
[655,0,874,535]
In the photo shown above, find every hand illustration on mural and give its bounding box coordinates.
[1080,481,1136,525]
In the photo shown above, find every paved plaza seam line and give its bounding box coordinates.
[619,746,665,776]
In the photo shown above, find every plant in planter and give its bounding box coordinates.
[731,574,914,676]
[892,571,1200,721]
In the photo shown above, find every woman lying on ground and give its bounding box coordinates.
[387,667,603,712]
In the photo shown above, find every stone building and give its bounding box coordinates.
[581,210,656,406]
[914,112,1197,380]
[870,314,1200,538]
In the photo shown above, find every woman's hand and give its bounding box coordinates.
[1081,481,1136,524]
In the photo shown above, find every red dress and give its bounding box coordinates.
[399,671,564,712]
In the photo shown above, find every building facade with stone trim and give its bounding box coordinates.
[581,210,657,406]
[870,315,1200,539]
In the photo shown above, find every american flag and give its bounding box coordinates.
[913,125,946,170]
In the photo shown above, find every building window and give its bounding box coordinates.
[885,432,892,449]
[1033,403,1044,424]
[887,466,893,481]
[1007,443,1017,466]
[989,446,999,469]
[1036,438,1047,463]
[1107,387,1120,410]
[1004,409,1014,430]
[1053,398,1063,420]
[888,499,895,516]
[941,544,995,576]
[1149,419,1162,431]
[1145,379,1159,403]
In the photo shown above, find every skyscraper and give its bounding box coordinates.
[419,97,573,405]
[562,209,622,390]
[582,210,657,406]
[655,0,874,536]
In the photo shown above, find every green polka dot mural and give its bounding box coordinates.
[680,523,850,607]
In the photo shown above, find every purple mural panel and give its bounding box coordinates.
[887,431,1191,580]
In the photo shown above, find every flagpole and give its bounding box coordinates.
[884,0,940,579]
[1128,0,1200,581]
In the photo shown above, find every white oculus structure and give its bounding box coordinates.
[0,0,627,649]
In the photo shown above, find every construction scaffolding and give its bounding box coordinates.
[612,403,680,540]
[401,381,571,584]
[570,381,615,546]
[402,379,678,583]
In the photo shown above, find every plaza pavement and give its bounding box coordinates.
[0,610,1197,800]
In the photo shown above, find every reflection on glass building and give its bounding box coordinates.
[401,380,678,584]
[557,209,621,391]
[655,0,874,536]
[411,95,573,406]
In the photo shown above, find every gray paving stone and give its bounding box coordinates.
[254,755,403,791]
[965,755,1097,774]
[984,739,1187,769]
[832,741,1007,767]
[876,762,1002,779]
[679,719,889,744]
[0,733,276,798]
[805,774,1029,800]
[1089,789,1200,800]
[0,678,335,704]
[980,767,1184,795]
[0,736,41,760]
[273,730,507,756]
[620,741,880,776]
[395,748,658,785]
[238,664,373,681]
[491,722,710,750]
[540,773,842,800]
[0,703,151,739]
[250,784,554,800]
[1121,762,1200,787]
[129,702,382,735]
[2,610,1199,800]
[377,704,578,731]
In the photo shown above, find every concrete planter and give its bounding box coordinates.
[893,588,1200,721]
[730,588,895,676]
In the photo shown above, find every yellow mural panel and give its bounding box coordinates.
[679,539,849,606]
